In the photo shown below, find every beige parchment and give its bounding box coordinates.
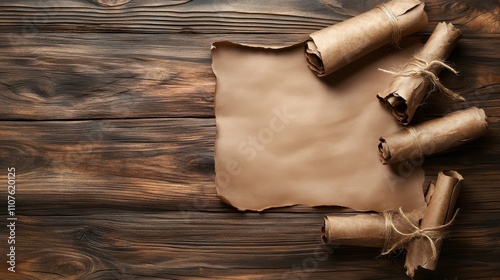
[212,38,426,212]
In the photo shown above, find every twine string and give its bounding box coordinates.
[381,207,459,259]
[378,4,402,46]
[407,126,424,160]
[382,210,393,253]
[379,57,466,101]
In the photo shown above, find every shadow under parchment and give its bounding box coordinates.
[212,39,426,212]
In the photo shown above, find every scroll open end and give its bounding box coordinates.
[212,38,426,212]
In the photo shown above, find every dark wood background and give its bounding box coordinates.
[0,0,498,279]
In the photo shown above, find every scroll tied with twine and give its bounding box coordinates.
[379,107,488,165]
[381,207,458,259]
[321,171,463,278]
[379,57,464,100]
[377,22,463,125]
[305,0,427,77]
[405,170,463,277]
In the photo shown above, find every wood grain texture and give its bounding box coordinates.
[0,0,498,35]
[0,118,218,214]
[0,0,499,279]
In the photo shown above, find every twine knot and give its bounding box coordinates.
[379,57,465,101]
[381,207,459,259]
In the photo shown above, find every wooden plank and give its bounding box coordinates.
[0,118,499,214]
[0,33,216,120]
[0,0,498,35]
[0,33,499,120]
[0,118,218,213]
[0,211,498,279]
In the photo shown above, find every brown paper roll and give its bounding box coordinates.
[405,170,463,277]
[322,211,421,248]
[379,107,488,165]
[378,22,463,125]
[305,0,428,77]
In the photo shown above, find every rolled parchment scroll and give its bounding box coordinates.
[305,0,427,77]
[321,171,463,277]
[405,170,463,277]
[379,107,488,165]
[321,211,421,247]
[378,22,463,125]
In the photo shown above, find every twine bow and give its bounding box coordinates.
[381,207,459,259]
[379,57,465,101]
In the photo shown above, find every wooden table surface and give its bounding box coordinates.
[0,0,499,279]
